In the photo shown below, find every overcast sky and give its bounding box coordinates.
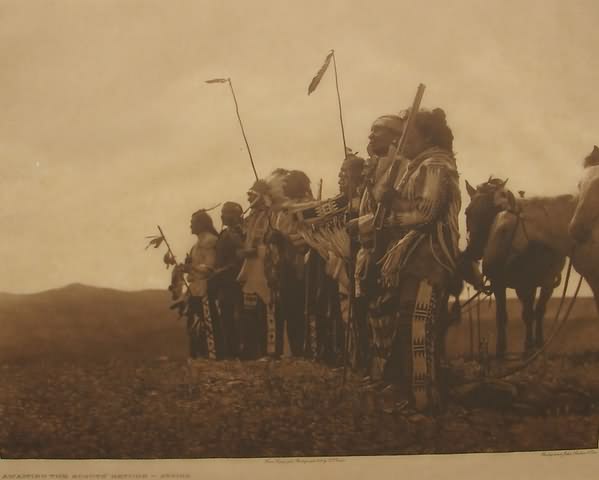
[1,0,598,294]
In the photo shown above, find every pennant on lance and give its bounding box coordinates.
[307,50,334,95]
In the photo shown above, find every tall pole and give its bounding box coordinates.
[477,293,482,360]
[468,286,473,360]
[307,50,353,383]
[331,51,348,159]
[330,50,354,385]
[206,77,259,181]
[342,177,355,385]
[227,78,259,181]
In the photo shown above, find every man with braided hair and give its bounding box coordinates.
[213,201,245,358]
[183,209,223,359]
[353,108,461,412]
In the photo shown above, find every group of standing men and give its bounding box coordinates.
[171,106,463,413]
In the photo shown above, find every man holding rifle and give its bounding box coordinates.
[352,91,462,412]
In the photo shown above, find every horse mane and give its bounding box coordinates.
[472,178,577,212]
[475,178,506,194]
[518,194,576,208]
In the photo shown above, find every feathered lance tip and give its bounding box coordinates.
[205,78,229,84]
[307,50,334,95]
[144,234,164,250]
[144,231,175,269]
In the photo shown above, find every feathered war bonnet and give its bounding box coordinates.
[248,169,313,210]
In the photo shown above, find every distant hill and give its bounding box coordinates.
[0,284,598,364]
[0,284,187,363]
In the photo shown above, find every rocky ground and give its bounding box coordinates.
[2,353,599,459]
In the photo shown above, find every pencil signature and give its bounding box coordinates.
[541,450,597,457]
[264,457,345,464]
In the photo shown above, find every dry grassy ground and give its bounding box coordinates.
[2,356,599,458]
[1,285,599,458]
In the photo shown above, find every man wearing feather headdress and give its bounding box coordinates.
[237,169,313,358]
[353,108,461,412]
[286,149,371,366]
[321,151,369,366]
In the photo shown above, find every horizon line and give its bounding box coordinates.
[0,282,170,296]
[0,282,595,300]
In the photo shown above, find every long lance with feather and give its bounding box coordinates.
[308,50,356,382]
[308,49,348,160]
[146,202,222,290]
[206,77,259,181]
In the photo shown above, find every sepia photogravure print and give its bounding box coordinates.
[1,0,599,477]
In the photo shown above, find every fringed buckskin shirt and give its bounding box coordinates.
[356,146,461,289]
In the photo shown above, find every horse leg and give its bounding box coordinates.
[580,271,599,319]
[494,285,508,359]
[516,285,536,355]
[534,284,553,348]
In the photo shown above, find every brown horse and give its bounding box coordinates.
[461,178,566,358]
[489,163,599,317]
[486,146,599,326]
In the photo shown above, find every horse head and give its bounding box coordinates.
[462,176,516,262]
[482,209,524,279]
[477,176,542,279]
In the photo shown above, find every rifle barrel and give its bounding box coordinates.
[373,83,426,232]
[396,84,426,153]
